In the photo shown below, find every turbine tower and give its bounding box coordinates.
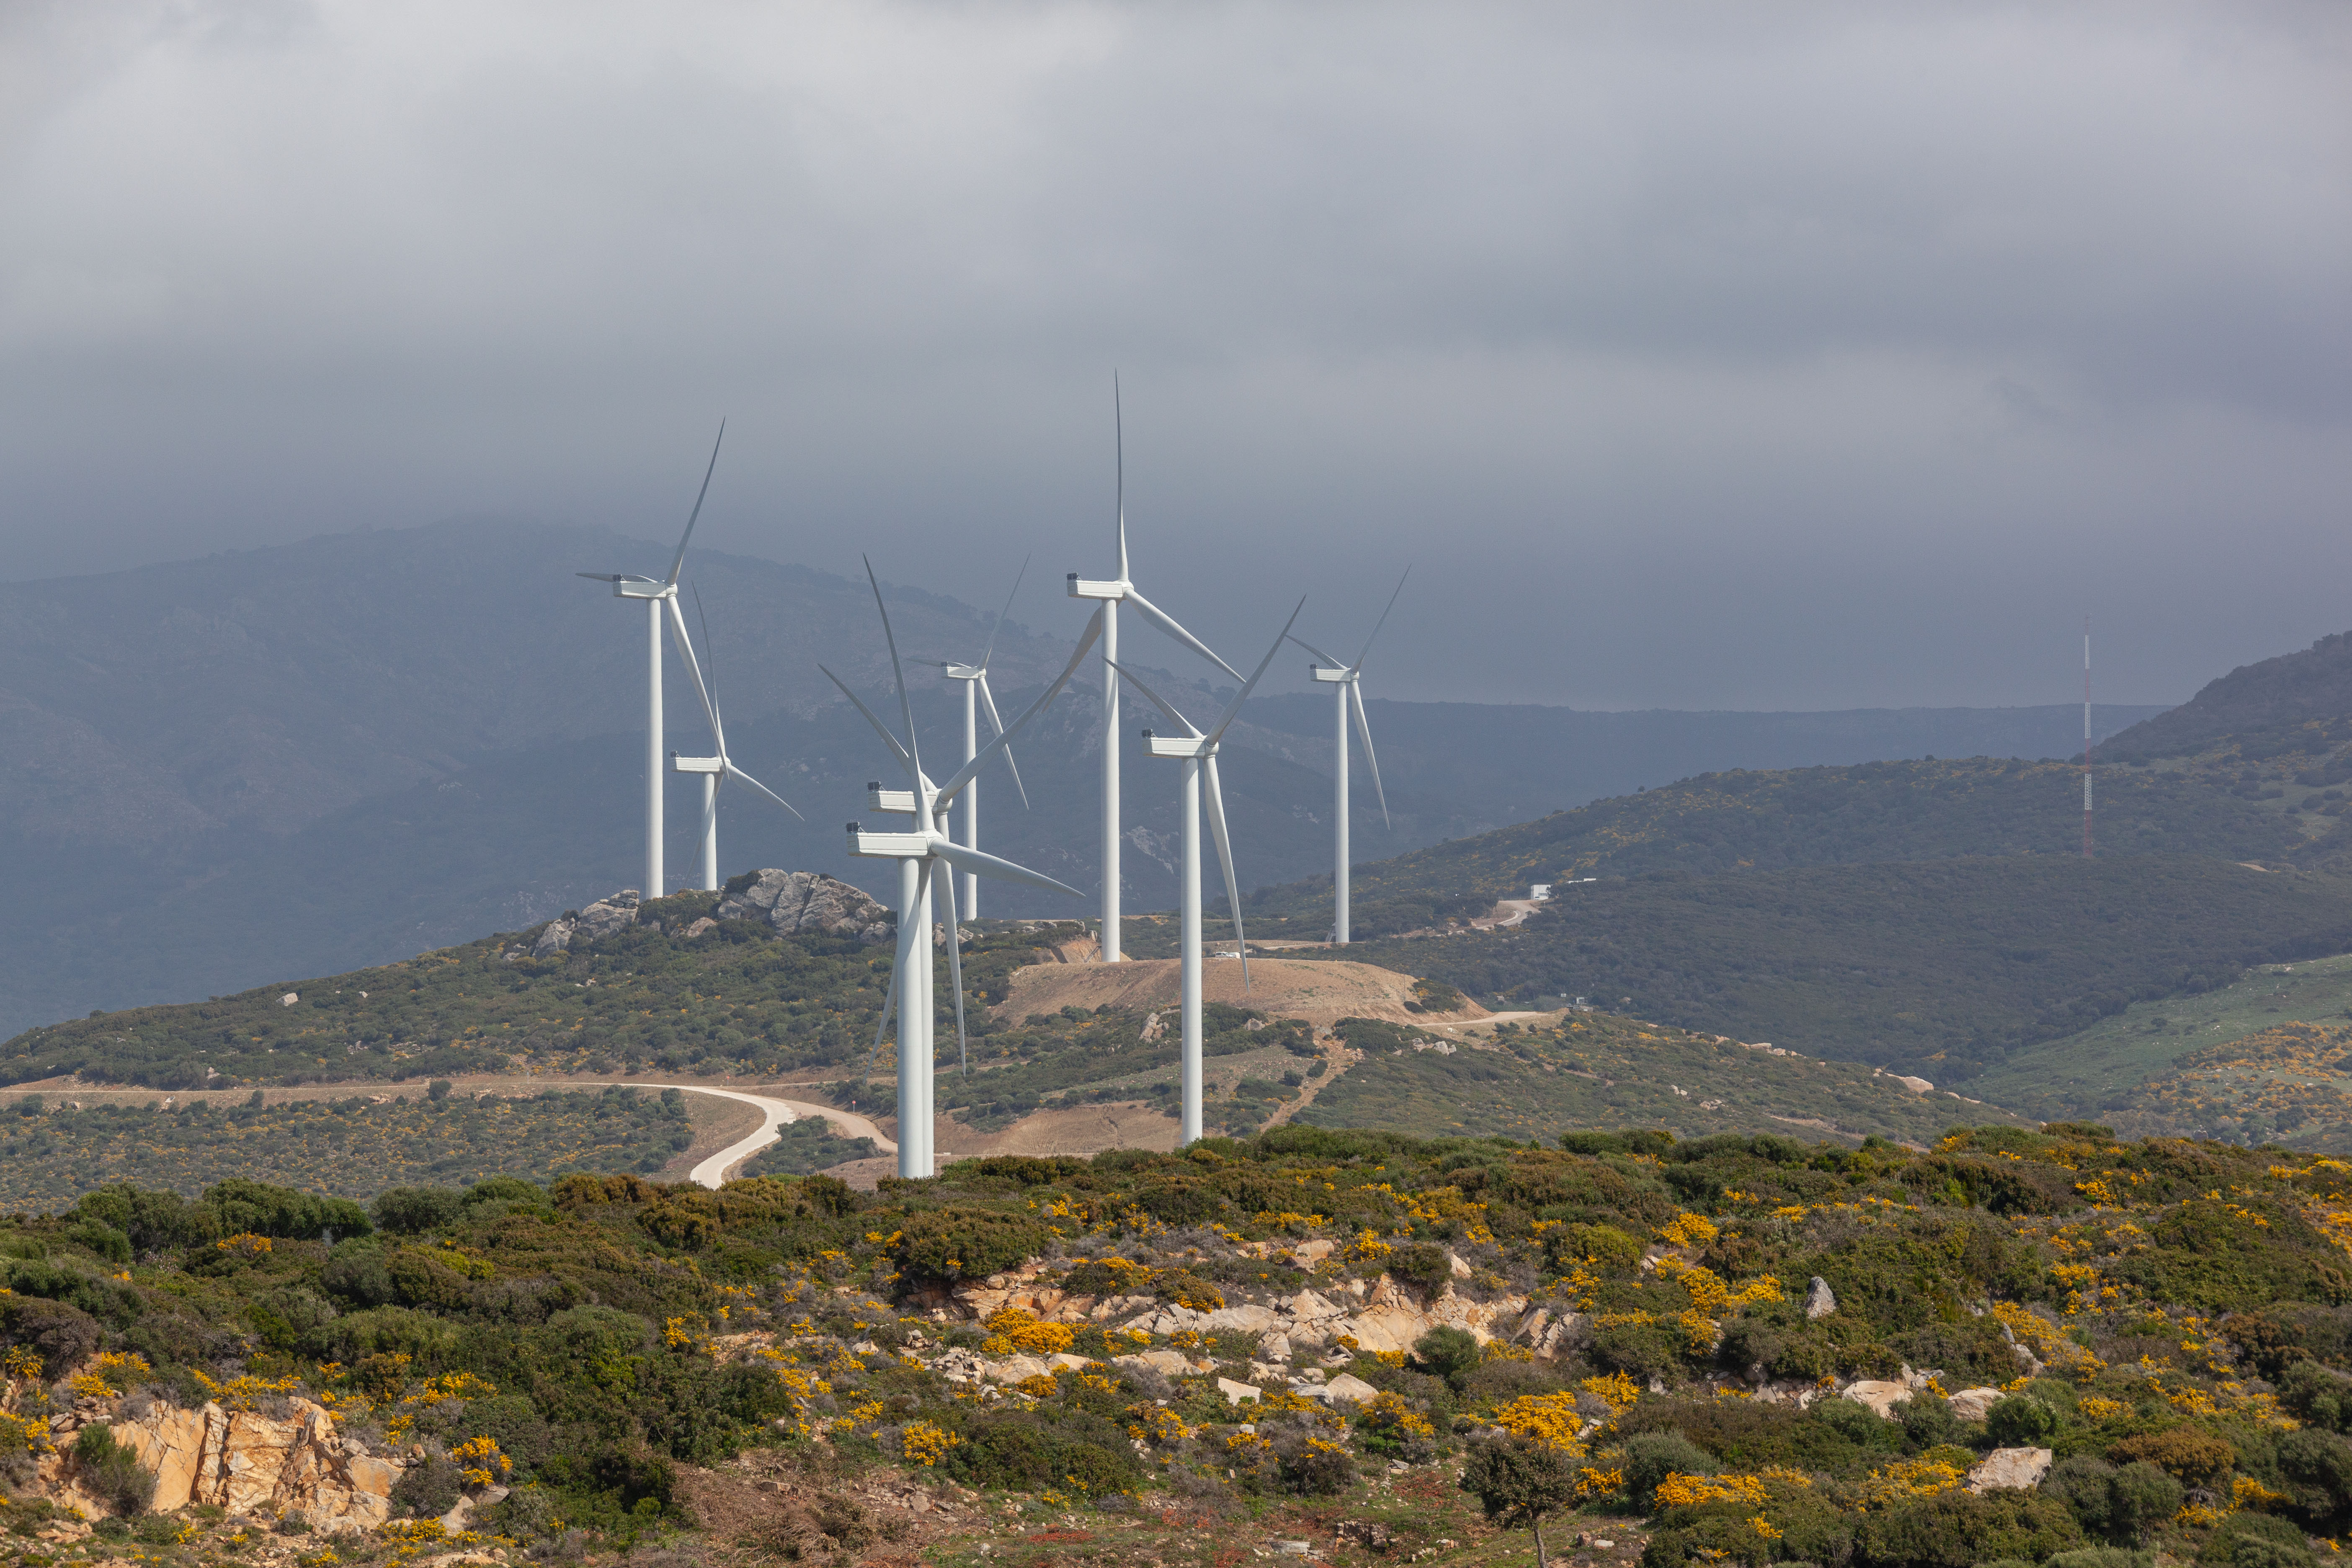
[668,588,804,890]
[1066,381,1241,963]
[1289,570,1408,944]
[1112,600,1302,1142]
[826,562,1094,1179]
[576,422,727,898]
[932,560,1032,919]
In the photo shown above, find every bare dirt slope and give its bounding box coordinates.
[994,956,1487,1029]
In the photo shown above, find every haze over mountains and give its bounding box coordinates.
[2,519,2163,1036]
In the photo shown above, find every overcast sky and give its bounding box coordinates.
[2,0,2346,709]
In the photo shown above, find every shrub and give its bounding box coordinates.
[2043,1455,2119,1535]
[1542,1222,1644,1277]
[1462,1436,1581,1558]
[1275,1434,1355,1496]
[2200,1513,2317,1568]
[2279,1362,2352,1434]
[1625,1430,1713,1510]
[429,1080,452,1101]
[2105,1462,2184,1544]
[2108,1427,2235,1488]
[1412,1326,1482,1391]
[0,1293,102,1370]
[2277,1428,2352,1529]
[1986,1395,2060,1447]
[2044,1550,2153,1568]
[372,1188,464,1235]
[72,1426,155,1516]
[891,1210,1045,1288]
[1589,1318,1682,1379]
[1850,1488,2081,1568]
[1390,1244,1453,1294]
[391,1455,464,1519]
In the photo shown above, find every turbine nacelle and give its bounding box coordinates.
[940,663,985,681]
[866,784,920,815]
[1142,730,1218,761]
[669,754,723,775]
[1067,573,1130,601]
[1308,665,1353,684]
[846,826,931,856]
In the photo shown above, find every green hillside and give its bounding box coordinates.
[13,1127,2352,1568]
[1968,951,2352,1127]
[1240,756,2304,941]
[2104,629,2352,759]
[1316,857,2352,1086]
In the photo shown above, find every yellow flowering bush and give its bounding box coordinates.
[68,1350,152,1398]
[900,1421,961,1466]
[983,1306,1075,1356]
[1658,1212,1719,1248]
[449,1435,511,1487]
[1491,1392,1586,1452]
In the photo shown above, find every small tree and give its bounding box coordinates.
[1413,1325,1483,1391]
[1462,1436,1580,1568]
[428,1079,453,1102]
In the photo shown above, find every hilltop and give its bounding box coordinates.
[2104,630,2352,760]
[9,1124,2352,1568]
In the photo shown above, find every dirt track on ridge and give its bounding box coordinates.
[993,955,1488,1029]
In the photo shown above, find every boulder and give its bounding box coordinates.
[1217,1378,1261,1405]
[1967,1447,2053,1493]
[1840,1380,1914,1418]
[1320,1373,1381,1407]
[717,870,893,944]
[1258,1331,1293,1363]
[575,890,642,941]
[1947,1387,2004,1422]
[113,1399,398,1534]
[1113,1349,1214,1378]
[1804,1277,1837,1319]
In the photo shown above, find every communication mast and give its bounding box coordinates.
[2083,619,2093,859]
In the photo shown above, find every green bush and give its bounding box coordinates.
[1412,1326,1482,1391]
[1390,1243,1454,1294]
[72,1425,155,1516]
[1849,1488,2081,1568]
[373,1187,464,1235]
[2199,1514,2317,1568]
[2105,1462,2185,1544]
[1591,1317,1684,1379]
[891,1209,1046,1288]
[2277,1429,2352,1529]
[1986,1394,2060,1446]
[1625,1430,1714,1510]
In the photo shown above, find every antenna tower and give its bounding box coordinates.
[2082,619,2093,859]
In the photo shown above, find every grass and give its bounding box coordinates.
[1968,949,2352,1121]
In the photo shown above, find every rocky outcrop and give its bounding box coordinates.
[1804,1277,1837,1319]
[531,889,642,956]
[111,1399,399,1533]
[1840,1380,1914,1418]
[717,871,893,944]
[1967,1447,2053,1493]
[1946,1386,2004,1422]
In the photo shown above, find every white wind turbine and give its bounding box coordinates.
[930,560,1032,921]
[824,561,1097,1179]
[668,588,803,891]
[1066,381,1241,963]
[1289,570,1408,945]
[1110,599,1303,1144]
[576,422,729,899]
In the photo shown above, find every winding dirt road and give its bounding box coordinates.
[601,1083,895,1188]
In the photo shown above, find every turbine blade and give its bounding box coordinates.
[1205,597,1306,746]
[575,572,628,582]
[1286,632,1346,668]
[666,419,725,588]
[975,675,1029,810]
[939,864,970,1078]
[725,761,805,821]
[863,556,924,791]
[979,554,1028,670]
[928,835,1084,899]
[664,595,723,754]
[1350,681,1390,829]
[818,664,913,777]
[1104,658,1201,737]
[692,583,720,715]
[1114,373,1128,582]
[1352,566,1411,673]
[932,606,1101,807]
[1202,752,1248,992]
[1122,587,1244,683]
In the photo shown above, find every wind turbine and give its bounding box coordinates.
[931,560,1032,920]
[668,588,804,891]
[1066,380,1241,963]
[1289,570,1408,944]
[576,422,727,898]
[1111,599,1303,1144]
[824,561,1096,1179]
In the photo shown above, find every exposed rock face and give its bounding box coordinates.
[717,871,892,944]
[1840,1380,1914,1418]
[113,1399,398,1533]
[1967,1447,2053,1493]
[531,889,642,956]
[1804,1277,1838,1319]
[1947,1386,2004,1422]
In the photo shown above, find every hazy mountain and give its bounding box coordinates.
[2103,630,2352,760]
[0,518,2166,1035]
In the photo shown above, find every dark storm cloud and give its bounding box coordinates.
[1,0,2346,709]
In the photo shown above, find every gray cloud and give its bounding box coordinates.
[2,0,2346,710]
